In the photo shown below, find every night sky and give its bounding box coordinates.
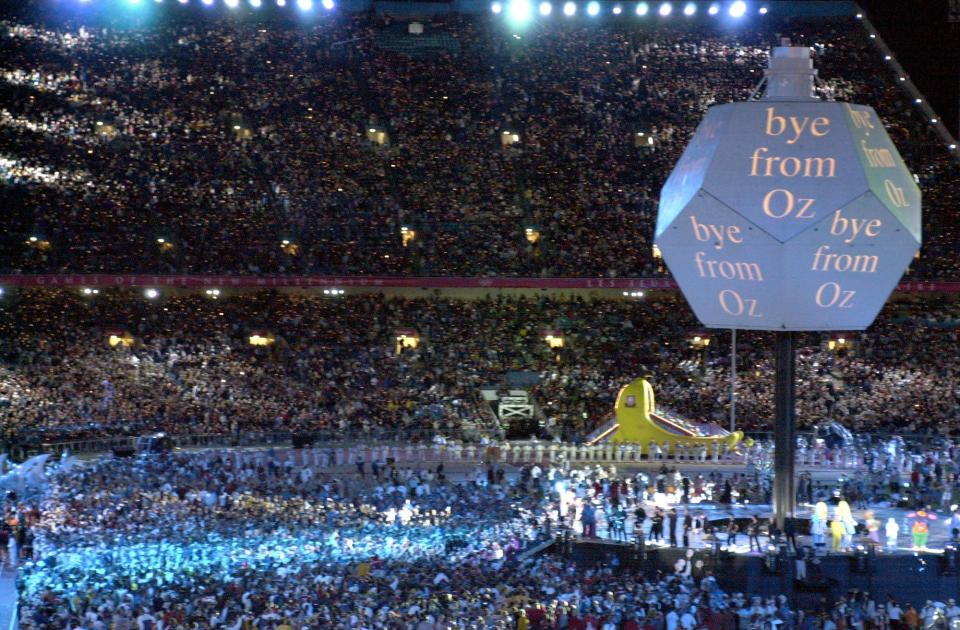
[857,0,960,139]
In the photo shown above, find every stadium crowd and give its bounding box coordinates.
[12,447,894,630]
[2,4,960,630]
[0,290,958,449]
[1,7,958,279]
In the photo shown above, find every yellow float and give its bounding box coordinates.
[592,377,743,454]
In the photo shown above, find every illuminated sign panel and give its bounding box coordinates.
[656,102,921,331]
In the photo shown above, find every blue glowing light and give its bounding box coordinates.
[250,0,261,6]
[729,0,746,17]
[707,3,719,14]
[491,1,503,12]
[658,2,671,15]
[297,0,312,9]
[225,0,239,7]
[322,0,334,8]
[612,4,621,13]
[508,0,533,21]
[635,1,648,14]
[563,1,576,15]
[539,1,552,14]
[683,2,695,15]
[586,1,599,15]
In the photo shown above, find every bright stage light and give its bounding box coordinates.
[539,1,552,14]
[658,2,671,15]
[201,0,213,5]
[491,1,502,12]
[612,4,621,13]
[508,0,532,21]
[322,0,334,8]
[729,0,746,17]
[707,3,718,13]
[127,0,142,5]
[635,1,647,14]
[563,1,576,15]
[277,0,286,6]
[683,2,695,14]
[250,0,261,6]
[297,0,312,9]
[225,0,239,7]
[758,5,767,13]
[586,1,599,15]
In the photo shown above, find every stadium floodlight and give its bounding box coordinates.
[297,0,312,9]
[683,2,695,15]
[178,0,188,4]
[758,5,767,14]
[201,0,213,5]
[508,0,533,22]
[707,3,718,14]
[728,0,746,17]
[128,0,142,4]
[491,1,502,12]
[658,2,671,16]
[539,1,552,14]
[321,0,334,8]
[635,1,648,14]
[144,289,159,300]
[563,1,576,15]
[250,0,262,6]
[277,0,286,6]
[586,1,599,15]
[225,0,239,7]
[612,4,621,13]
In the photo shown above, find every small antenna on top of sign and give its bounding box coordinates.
[748,42,819,102]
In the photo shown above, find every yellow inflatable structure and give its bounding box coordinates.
[592,377,743,454]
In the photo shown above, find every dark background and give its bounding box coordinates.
[857,0,960,139]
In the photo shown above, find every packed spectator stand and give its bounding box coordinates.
[1,4,958,278]
[0,290,958,451]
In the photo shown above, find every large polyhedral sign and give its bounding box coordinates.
[655,101,921,331]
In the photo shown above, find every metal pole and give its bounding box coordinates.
[773,331,796,532]
[730,328,737,433]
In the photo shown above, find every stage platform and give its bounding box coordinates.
[547,501,960,605]
[551,537,960,608]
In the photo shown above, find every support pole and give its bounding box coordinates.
[773,331,796,532]
[730,328,737,433]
